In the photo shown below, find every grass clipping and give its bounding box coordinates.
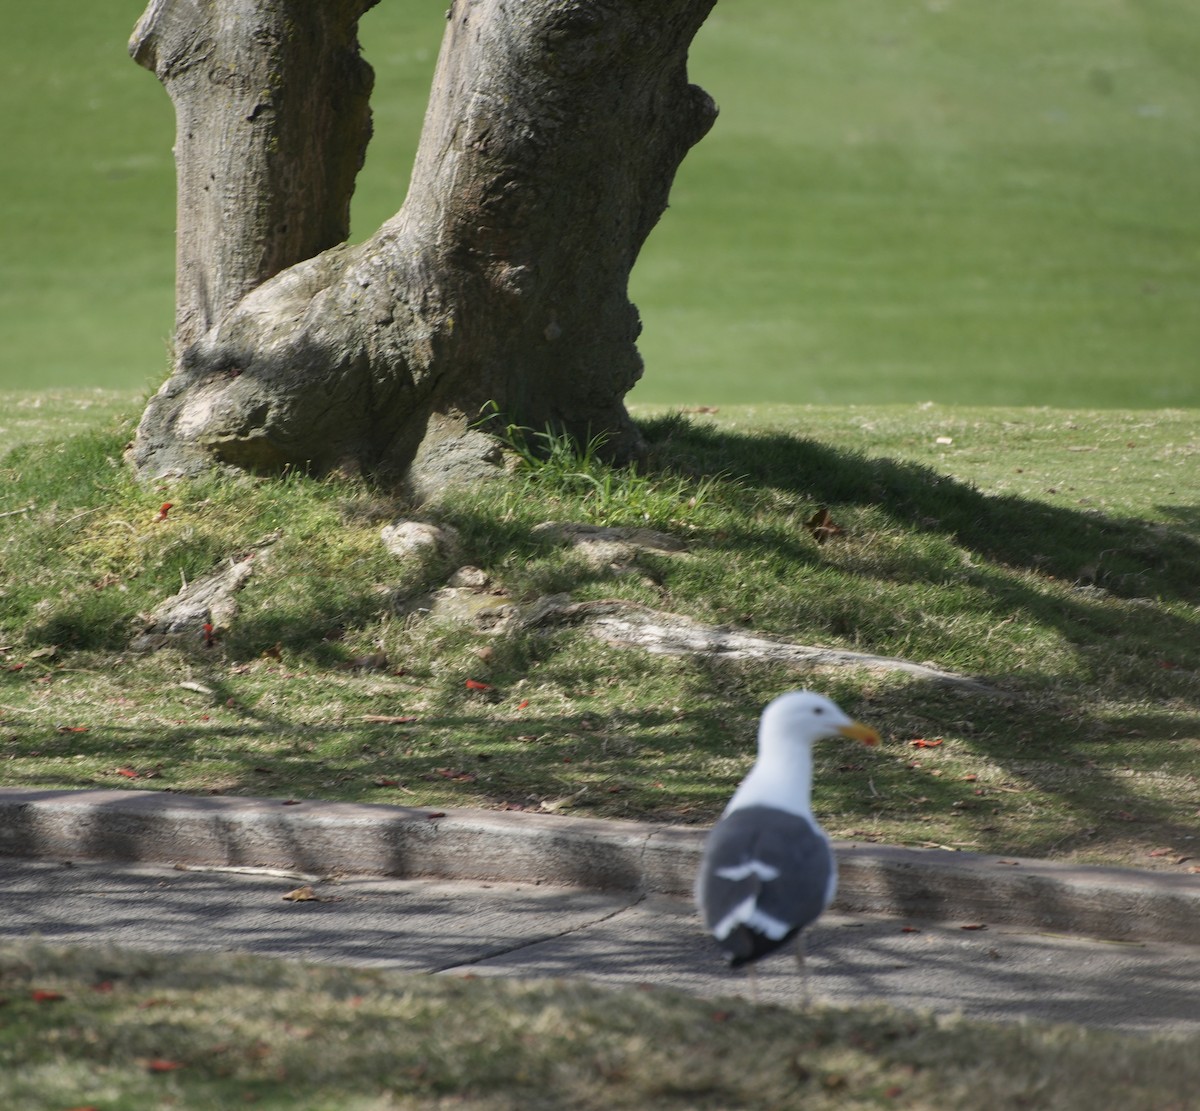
[0,940,1195,1111]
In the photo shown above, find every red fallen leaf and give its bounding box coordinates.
[116,767,140,779]
[57,725,89,734]
[6,663,26,671]
[1157,660,1178,670]
[426,811,446,819]
[376,777,415,794]
[202,622,216,647]
[1148,848,1174,857]
[516,699,530,709]
[962,774,978,782]
[909,738,943,748]
[64,1106,101,1111]
[156,502,173,521]
[960,923,988,931]
[465,678,492,691]
[144,1058,184,1072]
[30,989,65,1002]
[710,1010,733,1022]
[804,506,845,545]
[92,981,115,993]
[900,926,921,934]
[885,1086,905,1099]
[434,767,477,782]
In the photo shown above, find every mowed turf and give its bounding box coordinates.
[2,1,1198,406]
[1,399,1197,870]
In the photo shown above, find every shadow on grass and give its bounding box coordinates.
[6,673,1198,865]
[644,416,1200,603]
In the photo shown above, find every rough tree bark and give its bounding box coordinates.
[128,0,718,496]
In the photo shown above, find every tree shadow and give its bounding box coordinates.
[642,416,1200,603]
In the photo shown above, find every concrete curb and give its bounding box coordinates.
[1,788,1196,946]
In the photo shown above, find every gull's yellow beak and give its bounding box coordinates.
[838,721,881,746]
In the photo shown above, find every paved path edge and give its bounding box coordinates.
[1,787,1195,945]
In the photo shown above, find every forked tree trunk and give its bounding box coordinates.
[129,0,718,496]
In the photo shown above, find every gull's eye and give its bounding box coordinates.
[812,706,824,715]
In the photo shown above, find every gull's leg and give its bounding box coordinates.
[795,935,812,1007]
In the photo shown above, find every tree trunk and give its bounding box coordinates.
[128,0,718,497]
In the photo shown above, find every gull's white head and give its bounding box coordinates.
[758,690,881,752]
[723,690,880,818]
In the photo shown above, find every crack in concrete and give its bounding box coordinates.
[427,892,648,975]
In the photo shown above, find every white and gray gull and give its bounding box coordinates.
[695,690,880,968]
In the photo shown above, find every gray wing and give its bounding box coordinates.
[695,805,834,967]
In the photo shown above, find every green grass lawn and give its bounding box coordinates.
[2,941,1196,1111]
[2,2,1198,405]
[2,397,1197,871]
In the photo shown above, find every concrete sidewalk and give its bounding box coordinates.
[2,787,1196,943]
[2,858,1197,1036]
[1,788,1198,1035]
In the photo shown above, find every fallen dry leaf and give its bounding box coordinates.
[804,506,845,545]
[909,738,944,748]
[361,714,418,724]
[960,923,988,931]
[143,1058,184,1072]
[30,990,65,1003]
[282,885,319,902]
[433,767,477,782]
[465,678,492,691]
[115,767,140,779]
